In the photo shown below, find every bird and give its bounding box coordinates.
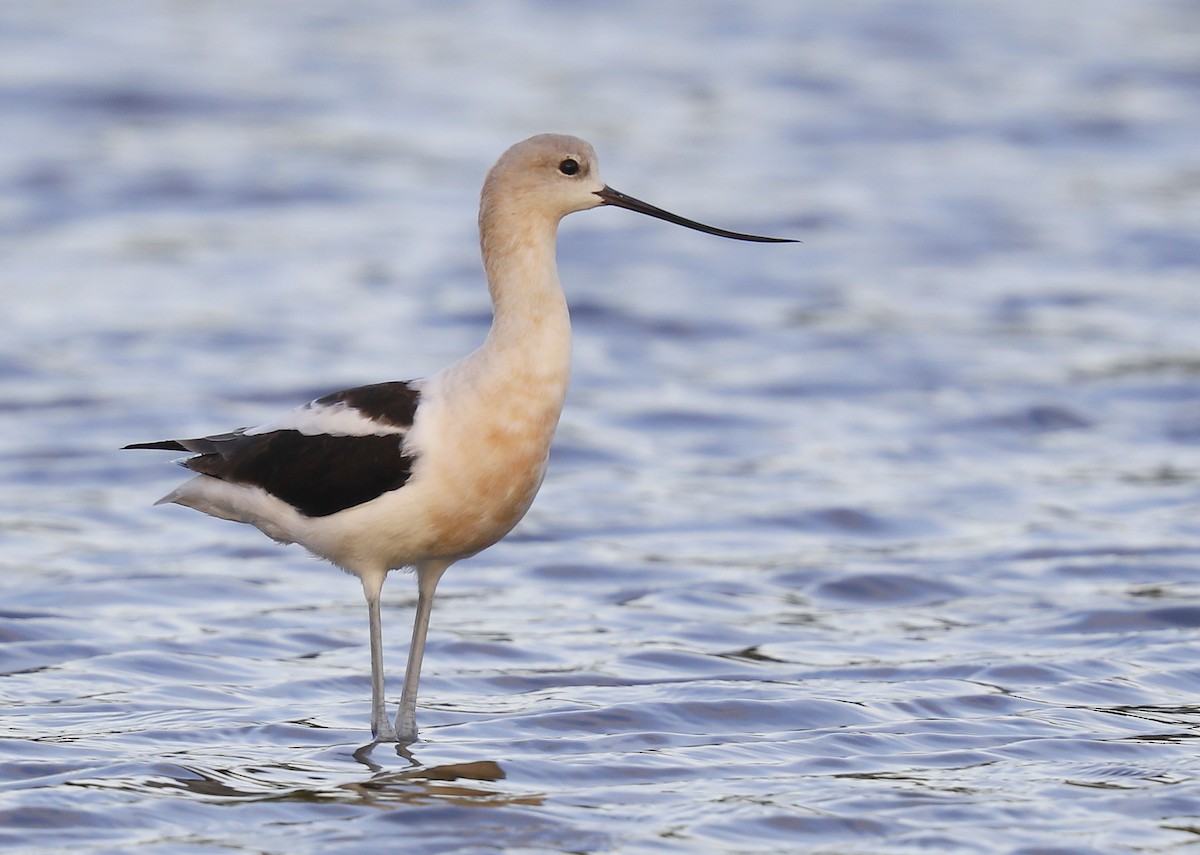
[125,134,795,744]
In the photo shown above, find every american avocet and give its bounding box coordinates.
[126,134,795,744]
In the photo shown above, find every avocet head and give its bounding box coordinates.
[482,134,605,222]
[483,134,796,243]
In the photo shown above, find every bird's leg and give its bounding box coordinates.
[394,560,450,744]
[362,572,398,743]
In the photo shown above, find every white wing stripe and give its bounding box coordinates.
[244,401,408,438]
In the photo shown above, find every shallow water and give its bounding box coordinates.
[3,0,1200,852]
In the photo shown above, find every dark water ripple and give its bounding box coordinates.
[3,0,1200,852]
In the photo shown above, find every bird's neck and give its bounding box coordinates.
[480,208,570,347]
[472,208,572,397]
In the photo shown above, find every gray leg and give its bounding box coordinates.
[394,560,451,744]
[362,573,398,742]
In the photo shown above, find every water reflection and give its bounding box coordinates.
[83,754,523,808]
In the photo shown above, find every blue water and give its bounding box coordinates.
[3,0,1200,851]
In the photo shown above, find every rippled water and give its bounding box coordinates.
[3,0,1200,851]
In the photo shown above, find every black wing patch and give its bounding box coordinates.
[314,381,420,429]
[126,380,422,517]
[185,430,415,517]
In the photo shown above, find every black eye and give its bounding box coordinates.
[558,158,580,176]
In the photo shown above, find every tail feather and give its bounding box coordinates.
[124,440,189,451]
[124,431,247,455]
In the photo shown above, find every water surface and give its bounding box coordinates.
[2,0,1200,851]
